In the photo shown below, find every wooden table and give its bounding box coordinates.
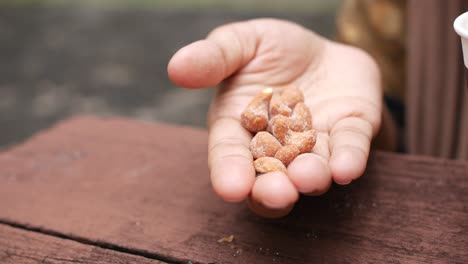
[0,117,466,264]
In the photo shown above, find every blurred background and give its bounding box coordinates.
[0,0,340,147]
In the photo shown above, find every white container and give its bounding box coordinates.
[454,11,468,69]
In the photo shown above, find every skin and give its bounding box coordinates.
[168,19,395,217]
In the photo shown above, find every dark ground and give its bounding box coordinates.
[0,6,336,147]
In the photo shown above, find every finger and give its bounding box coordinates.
[329,117,373,185]
[208,117,255,202]
[287,154,332,196]
[250,171,299,211]
[247,195,294,218]
[168,22,258,89]
[287,132,331,195]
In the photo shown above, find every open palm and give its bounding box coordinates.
[168,19,383,217]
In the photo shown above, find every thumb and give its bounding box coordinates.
[167,21,258,89]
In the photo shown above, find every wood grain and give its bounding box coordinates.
[0,224,163,264]
[406,0,468,158]
[0,116,467,264]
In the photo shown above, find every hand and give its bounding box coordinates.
[168,19,382,217]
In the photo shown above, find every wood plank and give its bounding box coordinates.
[0,116,467,264]
[0,224,163,264]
